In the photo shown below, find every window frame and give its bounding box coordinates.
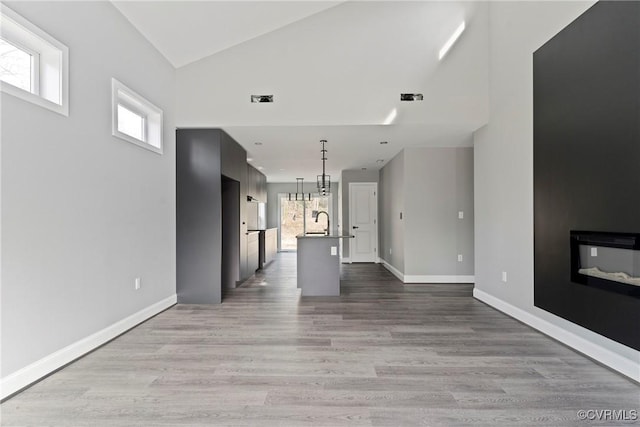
[111,78,163,155]
[0,4,69,116]
[0,36,40,94]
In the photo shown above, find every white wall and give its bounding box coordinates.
[404,147,473,277]
[1,1,176,394]
[474,1,639,379]
[379,147,474,282]
[379,150,405,273]
[175,1,489,130]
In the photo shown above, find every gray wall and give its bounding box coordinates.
[340,169,380,258]
[474,0,639,364]
[266,183,339,251]
[378,147,473,278]
[379,151,405,272]
[404,147,474,276]
[1,2,176,377]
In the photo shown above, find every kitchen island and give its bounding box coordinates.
[296,233,354,296]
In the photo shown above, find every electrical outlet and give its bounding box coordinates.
[330,246,337,256]
[135,277,141,290]
[590,247,598,257]
[501,272,507,283]
[457,254,463,262]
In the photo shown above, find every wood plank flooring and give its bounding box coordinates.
[2,253,638,426]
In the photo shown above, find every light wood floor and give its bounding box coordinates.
[2,253,638,426]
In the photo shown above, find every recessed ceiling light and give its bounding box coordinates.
[380,141,388,145]
[254,142,263,145]
[400,93,423,101]
[251,95,273,103]
[247,157,254,162]
[376,159,385,163]
[257,166,264,170]
[439,21,466,60]
[279,168,285,171]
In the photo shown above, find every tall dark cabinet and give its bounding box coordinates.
[176,129,260,304]
[176,129,223,304]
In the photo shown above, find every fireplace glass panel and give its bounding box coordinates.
[570,231,640,297]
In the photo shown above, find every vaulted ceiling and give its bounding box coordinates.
[114,1,489,182]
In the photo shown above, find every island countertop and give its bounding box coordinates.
[297,234,348,296]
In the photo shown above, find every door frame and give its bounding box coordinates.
[348,182,379,263]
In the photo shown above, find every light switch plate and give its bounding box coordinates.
[590,247,598,257]
[501,272,507,283]
[457,254,463,262]
[331,246,337,256]
[458,211,464,219]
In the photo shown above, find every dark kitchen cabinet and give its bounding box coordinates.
[247,164,267,202]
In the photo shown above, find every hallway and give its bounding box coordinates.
[2,254,638,426]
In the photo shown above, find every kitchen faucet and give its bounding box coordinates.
[315,211,330,236]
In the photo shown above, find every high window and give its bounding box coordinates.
[0,4,69,115]
[111,78,163,154]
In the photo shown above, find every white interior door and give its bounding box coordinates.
[349,183,378,263]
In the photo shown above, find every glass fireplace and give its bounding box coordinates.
[570,231,640,297]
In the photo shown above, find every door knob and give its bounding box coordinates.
[352,226,359,229]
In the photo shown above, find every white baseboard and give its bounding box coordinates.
[0,294,177,400]
[380,260,474,284]
[380,259,404,281]
[341,257,351,264]
[405,275,475,284]
[473,288,640,383]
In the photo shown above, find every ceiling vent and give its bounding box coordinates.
[251,95,273,103]
[400,93,423,101]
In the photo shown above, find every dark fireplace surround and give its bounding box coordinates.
[533,1,640,351]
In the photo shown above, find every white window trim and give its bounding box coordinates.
[0,4,69,116]
[111,78,163,155]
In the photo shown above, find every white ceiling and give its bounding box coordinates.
[114,1,490,182]
[227,124,473,182]
[112,1,344,68]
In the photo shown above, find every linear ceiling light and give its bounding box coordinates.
[439,21,466,60]
[288,178,312,201]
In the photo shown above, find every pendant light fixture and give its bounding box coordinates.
[317,140,331,196]
[288,178,312,201]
